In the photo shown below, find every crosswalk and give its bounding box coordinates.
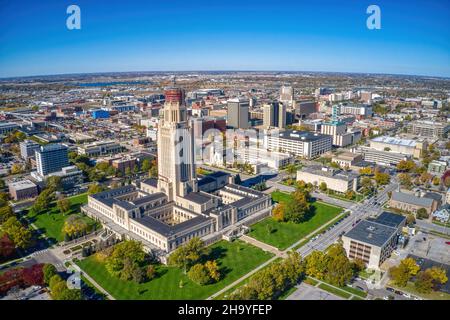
[30,249,48,257]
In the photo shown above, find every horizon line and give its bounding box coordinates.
[1,69,450,81]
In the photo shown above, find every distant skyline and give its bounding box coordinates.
[0,0,449,78]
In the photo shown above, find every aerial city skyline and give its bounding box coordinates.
[0,0,449,308]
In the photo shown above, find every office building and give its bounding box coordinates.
[266,130,332,159]
[77,141,123,157]
[227,98,249,129]
[294,100,316,119]
[297,166,359,193]
[0,122,19,136]
[407,120,450,138]
[369,136,427,158]
[8,179,39,201]
[427,160,448,177]
[91,109,110,119]
[331,152,363,169]
[263,102,286,129]
[343,212,406,269]
[339,104,373,118]
[35,144,69,176]
[20,140,41,159]
[280,86,294,104]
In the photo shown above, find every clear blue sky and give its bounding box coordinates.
[0,0,449,78]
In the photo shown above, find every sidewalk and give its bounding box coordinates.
[69,262,115,300]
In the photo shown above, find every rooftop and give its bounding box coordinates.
[276,130,330,142]
[391,191,434,207]
[344,220,397,247]
[8,179,37,190]
[371,136,417,147]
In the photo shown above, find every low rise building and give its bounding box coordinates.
[428,160,448,177]
[389,191,439,215]
[77,141,123,157]
[342,212,406,269]
[407,120,450,138]
[332,152,363,169]
[8,179,39,201]
[296,166,359,193]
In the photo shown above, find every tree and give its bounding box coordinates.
[146,265,157,281]
[168,237,206,273]
[272,203,285,222]
[57,196,71,215]
[22,264,44,286]
[2,216,32,249]
[10,163,23,175]
[33,189,54,213]
[187,263,211,285]
[345,190,355,200]
[88,183,105,195]
[95,162,110,172]
[414,270,433,293]
[0,205,14,224]
[49,274,82,300]
[389,257,420,287]
[426,266,448,290]
[304,251,327,279]
[0,234,15,261]
[105,241,146,280]
[46,176,62,192]
[396,160,416,172]
[416,208,429,220]
[43,264,58,285]
[374,172,390,186]
[359,167,373,176]
[432,176,440,186]
[323,244,354,287]
[62,215,88,238]
[204,260,220,282]
[286,164,297,179]
[283,189,311,223]
[398,173,412,189]
[141,159,151,172]
[125,167,132,177]
[319,182,327,192]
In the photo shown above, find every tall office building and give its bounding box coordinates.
[158,87,197,201]
[35,144,69,176]
[227,98,249,129]
[280,86,294,104]
[263,102,286,129]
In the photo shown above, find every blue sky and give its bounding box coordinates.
[0,0,449,78]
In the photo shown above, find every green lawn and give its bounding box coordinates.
[342,285,367,298]
[249,192,342,249]
[25,193,99,243]
[304,277,319,286]
[77,240,274,300]
[318,283,351,299]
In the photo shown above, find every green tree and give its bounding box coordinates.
[204,260,221,282]
[62,215,88,237]
[43,264,58,285]
[57,196,71,215]
[286,164,297,179]
[2,216,32,249]
[187,263,211,285]
[33,189,54,213]
[416,208,429,220]
[141,159,151,172]
[88,183,105,195]
[323,244,354,287]
[168,237,206,273]
[105,241,146,280]
[0,205,14,224]
[284,189,310,223]
[319,182,327,192]
[396,160,416,172]
[46,176,63,192]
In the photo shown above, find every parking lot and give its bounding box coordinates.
[409,233,450,265]
[286,283,344,300]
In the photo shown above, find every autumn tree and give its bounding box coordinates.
[396,160,416,172]
[168,237,206,273]
[2,216,32,249]
[319,182,327,192]
[187,263,211,285]
[389,257,420,287]
[272,203,285,222]
[62,215,89,238]
[88,183,105,195]
[57,196,71,215]
[374,172,390,186]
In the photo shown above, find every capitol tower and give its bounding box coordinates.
[157,87,198,202]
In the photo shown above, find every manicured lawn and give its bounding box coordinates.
[271,191,293,203]
[25,193,99,243]
[318,283,351,299]
[77,240,274,300]
[304,277,319,286]
[249,192,342,249]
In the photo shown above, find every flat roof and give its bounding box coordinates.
[344,220,397,247]
[275,130,330,142]
[370,211,406,228]
[371,136,417,147]
[8,179,37,190]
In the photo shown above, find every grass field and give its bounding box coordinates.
[318,283,351,299]
[248,191,342,250]
[25,193,99,243]
[77,240,274,300]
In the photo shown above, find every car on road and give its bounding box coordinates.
[403,293,411,298]
[386,287,394,292]
[394,290,403,295]
[445,241,450,245]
